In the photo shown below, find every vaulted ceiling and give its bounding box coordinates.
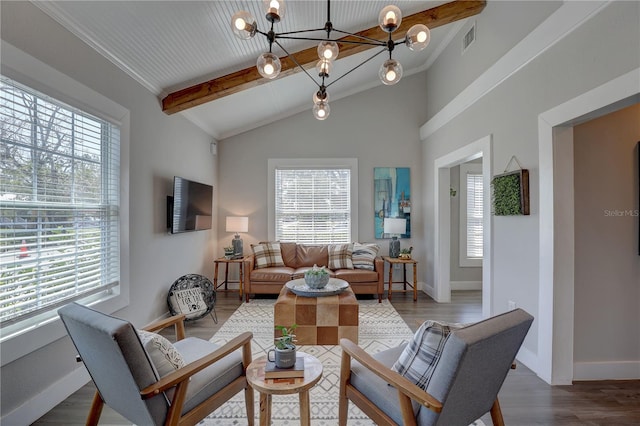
[34,1,485,139]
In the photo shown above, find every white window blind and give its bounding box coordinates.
[275,168,351,244]
[0,76,120,326]
[465,172,483,259]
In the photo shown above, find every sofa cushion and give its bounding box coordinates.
[279,242,298,267]
[252,242,285,269]
[391,320,467,391]
[328,243,354,270]
[352,243,380,270]
[250,266,295,282]
[296,245,329,268]
[335,268,378,283]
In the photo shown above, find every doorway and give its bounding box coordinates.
[433,135,492,319]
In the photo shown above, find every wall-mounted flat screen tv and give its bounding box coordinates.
[167,176,213,234]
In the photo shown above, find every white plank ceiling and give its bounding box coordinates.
[34,1,465,139]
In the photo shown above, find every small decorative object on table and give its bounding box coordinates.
[223,246,235,259]
[399,246,413,260]
[269,324,297,368]
[304,264,330,289]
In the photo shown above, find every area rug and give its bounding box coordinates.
[202,299,485,425]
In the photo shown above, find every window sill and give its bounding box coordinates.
[0,289,128,366]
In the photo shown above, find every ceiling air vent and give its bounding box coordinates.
[462,22,476,53]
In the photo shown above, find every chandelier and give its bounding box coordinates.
[231,0,431,120]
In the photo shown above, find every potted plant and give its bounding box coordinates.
[269,324,297,368]
[304,264,330,289]
[399,247,413,260]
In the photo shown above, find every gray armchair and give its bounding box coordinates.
[58,302,254,426]
[339,308,533,426]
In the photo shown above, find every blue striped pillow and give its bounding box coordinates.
[352,243,379,270]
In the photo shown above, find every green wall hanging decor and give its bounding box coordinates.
[492,156,530,216]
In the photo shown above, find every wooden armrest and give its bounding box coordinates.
[142,314,186,341]
[244,255,255,271]
[140,331,253,398]
[340,338,443,413]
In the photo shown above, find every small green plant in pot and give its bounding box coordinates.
[269,324,297,368]
[304,264,330,289]
[399,246,413,260]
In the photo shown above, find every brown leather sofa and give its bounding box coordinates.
[243,242,383,302]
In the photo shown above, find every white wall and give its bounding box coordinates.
[1,2,217,422]
[218,72,429,286]
[420,1,640,377]
[573,104,640,379]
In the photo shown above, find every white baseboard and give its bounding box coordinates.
[422,281,435,299]
[574,360,640,381]
[2,367,90,425]
[450,281,482,291]
[514,346,540,376]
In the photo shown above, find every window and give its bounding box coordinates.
[269,158,358,244]
[0,76,120,327]
[459,163,483,266]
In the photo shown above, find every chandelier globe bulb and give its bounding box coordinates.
[231,11,257,40]
[379,59,403,85]
[405,24,431,51]
[317,41,339,61]
[315,59,333,77]
[312,101,330,120]
[257,53,281,79]
[378,5,402,32]
[263,0,286,22]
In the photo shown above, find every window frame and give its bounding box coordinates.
[268,158,358,243]
[0,41,130,366]
[459,162,483,267]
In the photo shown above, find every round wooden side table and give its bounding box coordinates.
[246,351,323,426]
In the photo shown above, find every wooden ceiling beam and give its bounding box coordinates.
[162,1,486,114]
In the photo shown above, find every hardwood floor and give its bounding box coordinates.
[33,290,640,425]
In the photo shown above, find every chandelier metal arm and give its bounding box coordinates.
[273,34,385,47]
[275,28,328,37]
[274,40,321,89]
[330,28,387,45]
[325,48,387,89]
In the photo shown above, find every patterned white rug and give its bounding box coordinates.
[203,298,485,425]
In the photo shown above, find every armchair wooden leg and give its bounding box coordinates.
[86,391,104,426]
[490,398,505,426]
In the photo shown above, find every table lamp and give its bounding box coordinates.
[383,218,406,258]
[226,216,248,256]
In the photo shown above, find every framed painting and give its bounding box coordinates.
[374,167,411,238]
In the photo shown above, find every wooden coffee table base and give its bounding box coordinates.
[274,282,358,345]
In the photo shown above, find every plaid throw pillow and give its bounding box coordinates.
[251,242,285,269]
[391,320,467,390]
[352,243,379,270]
[328,243,354,270]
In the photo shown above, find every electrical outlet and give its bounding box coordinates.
[508,300,516,310]
[394,264,401,270]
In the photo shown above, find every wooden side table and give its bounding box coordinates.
[246,351,323,426]
[382,256,418,301]
[213,256,245,301]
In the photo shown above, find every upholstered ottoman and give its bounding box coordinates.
[274,284,359,345]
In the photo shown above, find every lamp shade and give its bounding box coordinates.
[226,216,249,233]
[383,218,406,235]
